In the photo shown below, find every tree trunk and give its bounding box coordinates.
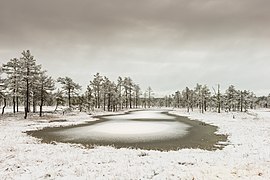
[39,104,43,117]
[125,89,128,108]
[13,90,16,114]
[24,68,29,119]
[135,97,137,108]
[94,93,97,109]
[33,92,36,113]
[68,88,71,108]
[2,98,6,115]
[204,99,207,112]
[103,92,106,111]
[119,85,122,110]
[40,86,43,117]
[87,91,91,112]
[107,93,111,111]
[16,96,19,112]
[186,89,189,113]
[129,88,132,109]
[97,86,100,108]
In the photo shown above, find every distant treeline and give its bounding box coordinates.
[0,50,269,118]
[157,84,269,113]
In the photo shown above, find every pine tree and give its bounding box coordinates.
[2,58,21,113]
[194,84,203,112]
[57,77,81,108]
[30,65,42,113]
[86,85,93,111]
[117,77,123,110]
[127,78,133,108]
[108,82,117,111]
[107,81,117,111]
[146,86,153,108]
[212,84,222,113]
[143,91,147,108]
[225,85,236,111]
[174,91,181,108]
[90,73,103,108]
[20,50,40,119]
[38,71,55,116]
[102,76,110,111]
[189,89,194,111]
[134,84,141,108]
[185,87,190,112]
[202,85,211,112]
[123,77,129,108]
[54,89,65,111]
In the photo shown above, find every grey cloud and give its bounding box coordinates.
[0,0,270,96]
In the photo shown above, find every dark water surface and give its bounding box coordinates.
[27,110,227,151]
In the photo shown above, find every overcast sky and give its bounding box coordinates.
[1,0,270,96]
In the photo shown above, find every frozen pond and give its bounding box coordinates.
[49,111,190,143]
[27,110,227,151]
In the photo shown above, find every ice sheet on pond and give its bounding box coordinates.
[53,120,190,143]
[51,110,190,143]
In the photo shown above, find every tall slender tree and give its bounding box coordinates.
[90,73,103,108]
[20,50,40,119]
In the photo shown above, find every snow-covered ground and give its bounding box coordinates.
[0,108,270,179]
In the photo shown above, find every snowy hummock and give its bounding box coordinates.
[0,108,270,179]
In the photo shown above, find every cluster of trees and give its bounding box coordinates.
[83,74,153,112]
[0,50,152,118]
[159,84,259,113]
[0,50,55,118]
[1,50,270,118]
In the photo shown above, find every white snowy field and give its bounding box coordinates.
[0,108,270,179]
